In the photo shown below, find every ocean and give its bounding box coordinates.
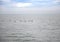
[0,14,60,42]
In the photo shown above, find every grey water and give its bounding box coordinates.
[0,14,60,42]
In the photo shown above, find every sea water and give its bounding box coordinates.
[0,14,60,42]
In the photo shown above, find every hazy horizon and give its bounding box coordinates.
[0,0,60,14]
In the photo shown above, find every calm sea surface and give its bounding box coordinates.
[0,14,60,42]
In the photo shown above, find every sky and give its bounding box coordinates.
[0,0,60,14]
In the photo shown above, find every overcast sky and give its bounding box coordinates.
[0,0,60,14]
